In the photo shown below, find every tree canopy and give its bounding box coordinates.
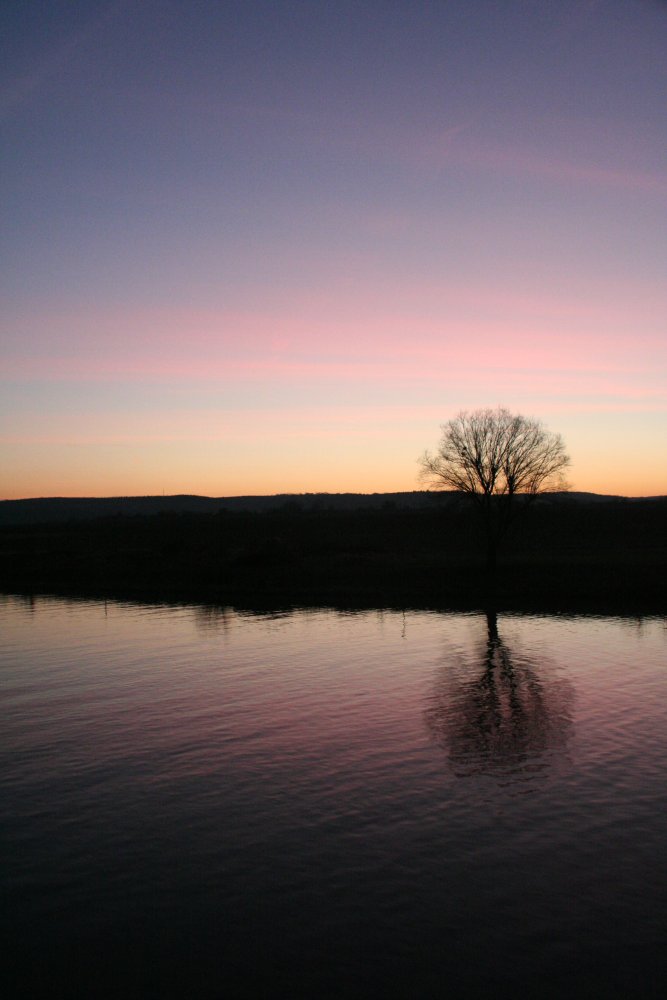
[420,407,570,500]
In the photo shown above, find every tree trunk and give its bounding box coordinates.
[485,535,497,575]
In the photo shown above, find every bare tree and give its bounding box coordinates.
[419,407,570,572]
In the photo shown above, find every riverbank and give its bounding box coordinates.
[1,498,665,616]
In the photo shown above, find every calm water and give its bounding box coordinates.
[2,595,666,998]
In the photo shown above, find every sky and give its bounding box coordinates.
[1,0,666,499]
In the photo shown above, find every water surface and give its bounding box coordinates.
[2,595,666,997]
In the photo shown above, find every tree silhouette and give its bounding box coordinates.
[419,407,570,572]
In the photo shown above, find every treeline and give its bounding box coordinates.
[1,498,665,614]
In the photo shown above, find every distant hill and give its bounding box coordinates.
[0,490,664,526]
[0,491,441,525]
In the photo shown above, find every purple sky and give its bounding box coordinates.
[2,0,666,498]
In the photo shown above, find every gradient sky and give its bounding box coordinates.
[2,0,666,499]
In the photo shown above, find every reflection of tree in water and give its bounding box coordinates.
[193,604,234,635]
[425,611,574,780]
[15,594,37,613]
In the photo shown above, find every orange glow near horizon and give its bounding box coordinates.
[2,430,664,502]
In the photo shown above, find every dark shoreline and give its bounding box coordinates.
[2,499,665,618]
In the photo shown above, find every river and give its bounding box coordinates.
[2,594,666,998]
